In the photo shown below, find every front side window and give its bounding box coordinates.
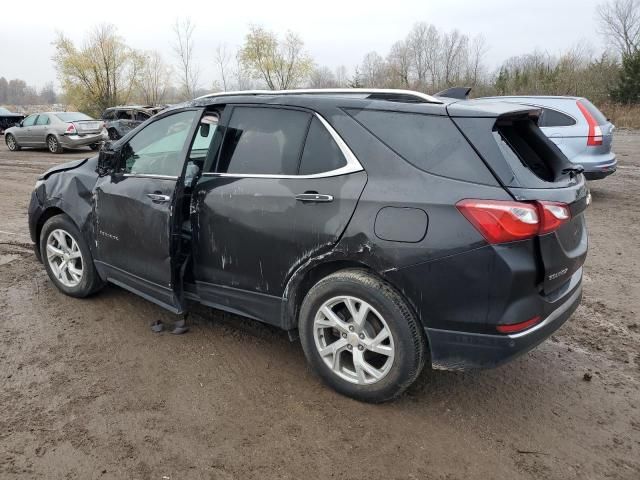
[121,110,198,177]
[217,107,311,175]
[36,115,49,125]
[22,114,37,127]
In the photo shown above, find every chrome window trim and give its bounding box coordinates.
[197,88,442,104]
[123,173,178,180]
[201,112,364,180]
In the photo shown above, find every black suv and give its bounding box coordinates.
[28,89,588,402]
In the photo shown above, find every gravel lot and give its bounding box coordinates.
[0,134,639,480]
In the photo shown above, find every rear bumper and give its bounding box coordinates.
[59,131,107,148]
[577,156,617,180]
[426,269,583,370]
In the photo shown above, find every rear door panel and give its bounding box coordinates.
[192,172,367,297]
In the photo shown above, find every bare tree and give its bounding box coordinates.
[597,0,640,57]
[138,51,172,105]
[387,40,412,87]
[360,51,388,87]
[172,18,200,99]
[334,65,349,87]
[465,35,489,86]
[214,44,232,91]
[308,66,337,88]
[441,30,468,86]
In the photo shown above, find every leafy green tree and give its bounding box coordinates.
[53,24,144,115]
[240,25,313,90]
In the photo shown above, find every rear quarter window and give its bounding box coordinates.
[345,109,496,184]
[298,117,346,175]
[539,108,576,127]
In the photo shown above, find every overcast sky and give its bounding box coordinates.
[0,0,607,91]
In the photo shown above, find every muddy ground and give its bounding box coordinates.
[0,134,639,480]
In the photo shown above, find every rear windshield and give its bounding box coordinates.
[55,112,93,122]
[346,109,495,184]
[578,99,607,125]
[495,117,572,183]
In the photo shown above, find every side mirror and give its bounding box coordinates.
[97,141,120,176]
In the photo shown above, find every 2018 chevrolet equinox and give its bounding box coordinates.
[28,89,589,402]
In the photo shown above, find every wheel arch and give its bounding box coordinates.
[35,207,66,255]
[283,258,427,338]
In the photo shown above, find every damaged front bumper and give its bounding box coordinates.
[426,270,583,370]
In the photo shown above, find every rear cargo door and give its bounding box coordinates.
[451,108,589,293]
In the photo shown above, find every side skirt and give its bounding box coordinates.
[95,260,184,314]
[191,281,285,328]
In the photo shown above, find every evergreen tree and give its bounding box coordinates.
[611,50,640,104]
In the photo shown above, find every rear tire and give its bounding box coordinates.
[108,128,120,140]
[47,135,63,154]
[5,134,21,151]
[40,214,103,297]
[298,269,427,403]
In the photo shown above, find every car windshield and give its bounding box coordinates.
[55,112,93,122]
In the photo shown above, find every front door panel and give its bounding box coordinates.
[94,175,180,309]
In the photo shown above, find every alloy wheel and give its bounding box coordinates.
[313,295,395,385]
[6,135,16,150]
[46,229,84,287]
[48,136,58,153]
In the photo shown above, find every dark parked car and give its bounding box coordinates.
[102,105,166,140]
[28,89,588,402]
[0,107,25,135]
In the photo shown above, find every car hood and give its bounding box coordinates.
[40,157,90,180]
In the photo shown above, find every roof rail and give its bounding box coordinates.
[196,88,442,104]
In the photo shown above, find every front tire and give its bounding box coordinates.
[5,134,21,151]
[299,269,427,403]
[47,135,64,154]
[40,214,103,297]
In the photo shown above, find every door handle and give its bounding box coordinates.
[295,193,334,203]
[146,193,171,203]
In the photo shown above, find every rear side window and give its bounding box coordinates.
[346,109,495,184]
[299,117,346,175]
[539,108,576,127]
[35,115,49,125]
[217,107,311,175]
[578,99,607,125]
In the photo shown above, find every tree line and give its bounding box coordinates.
[3,0,638,115]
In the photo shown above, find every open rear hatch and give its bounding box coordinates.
[449,102,589,294]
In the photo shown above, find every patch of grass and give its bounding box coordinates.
[598,103,640,129]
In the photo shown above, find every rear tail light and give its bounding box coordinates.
[538,202,570,234]
[576,100,603,146]
[66,123,77,134]
[496,315,542,334]
[456,199,571,244]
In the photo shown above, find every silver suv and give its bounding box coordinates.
[477,96,616,180]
